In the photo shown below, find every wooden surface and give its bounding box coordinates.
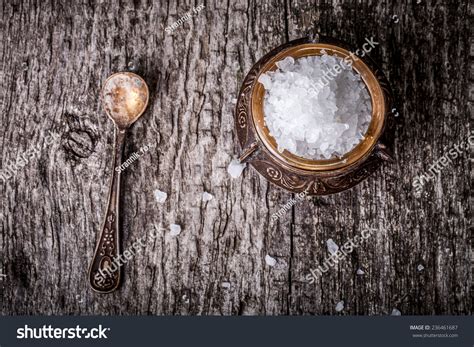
[0,0,471,315]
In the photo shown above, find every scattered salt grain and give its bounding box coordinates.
[417,264,425,272]
[202,192,213,202]
[356,269,365,275]
[127,60,137,72]
[227,159,246,178]
[265,254,277,267]
[335,300,344,312]
[258,54,372,159]
[221,282,231,289]
[154,189,168,203]
[326,239,339,255]
[169,224,181,236]
[391,308,401,316]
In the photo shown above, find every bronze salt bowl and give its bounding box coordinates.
[235,36,395,195]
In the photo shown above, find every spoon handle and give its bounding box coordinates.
[88,127,127,293]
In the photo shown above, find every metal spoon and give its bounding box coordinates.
[88,72,149,293]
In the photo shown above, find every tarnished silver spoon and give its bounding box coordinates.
[88,72,149,293]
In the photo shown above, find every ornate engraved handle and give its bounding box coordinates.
[238,141,259,163]
[88,127,127,293]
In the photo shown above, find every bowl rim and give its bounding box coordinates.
[250,42,386,172]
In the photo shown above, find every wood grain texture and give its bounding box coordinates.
[0,0,471,315]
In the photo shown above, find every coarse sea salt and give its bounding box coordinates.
[335,300,345,312]
[154,189,168,203]
[202,192,213,202]
[391,308,402,316]
[265,254,277,267]
[169,224,181,236]
[258,54,372,159]
[227,159,246,178]
[326,238,339,255]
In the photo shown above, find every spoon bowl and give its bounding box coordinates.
[102,72,149,129]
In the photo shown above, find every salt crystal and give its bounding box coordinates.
[202,192,213,202]
[335,300,344,312]
[265,254,277,267]
[127,61,137,72]
[391,308,401,316]
[227,159,246,178]
[356,269,365,275]
[258,74,273,89]
[169,224,181,236]
[275,56,295,71]
[417,264,424,271]
[154,189,168,203]
[259,54,372,159]
[326,239,339,255]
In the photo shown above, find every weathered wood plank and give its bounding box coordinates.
[0,0,471,315]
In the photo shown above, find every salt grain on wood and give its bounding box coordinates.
[227,159,246,178]
[202,192,213,202]
[265,254,277,267]
[335,300,344,312]
[169,224,181,236]
[326,238,339,255]
[391,308,402,316]
[154,189,168,203]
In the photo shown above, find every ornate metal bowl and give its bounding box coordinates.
[234,36,395,195]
